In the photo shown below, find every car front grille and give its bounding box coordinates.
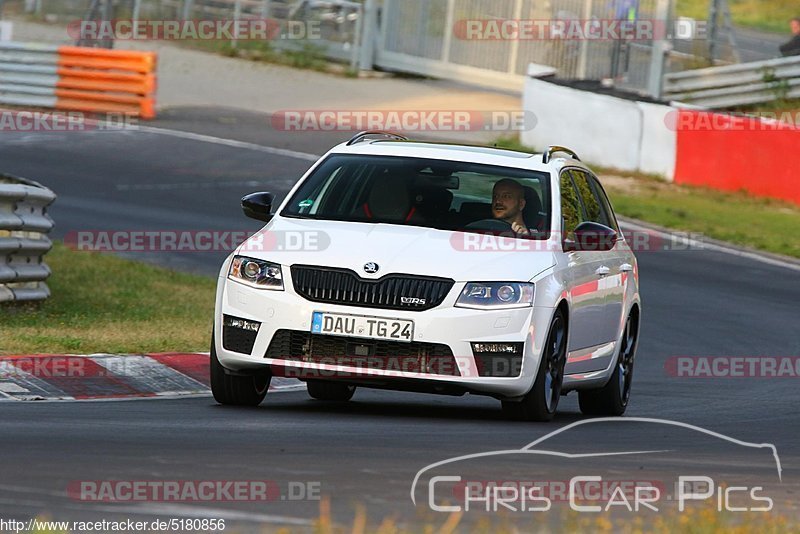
[265,329,461,376]
[290,265,454,312]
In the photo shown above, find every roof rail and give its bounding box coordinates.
[542,145,581,164]
[346,131,409,146]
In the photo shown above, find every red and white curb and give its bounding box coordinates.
[0,353,303,401]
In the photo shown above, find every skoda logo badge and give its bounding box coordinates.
[363,262,380,274]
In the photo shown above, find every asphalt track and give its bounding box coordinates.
[0,107,799,530]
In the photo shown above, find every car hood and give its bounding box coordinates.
[238,217,556,282]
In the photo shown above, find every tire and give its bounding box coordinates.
[578,311,639,417]
[210,333,270,406]
[502,309,568,422]
[306,380,356,402]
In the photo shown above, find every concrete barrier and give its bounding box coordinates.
[521,75,677,179]
[638,102,677,178]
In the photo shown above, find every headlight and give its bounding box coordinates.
[456,282,534,310]
[228,256,284,290]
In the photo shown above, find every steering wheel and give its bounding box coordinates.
[464,218,514,232]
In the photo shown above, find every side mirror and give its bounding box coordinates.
[564,221,617,252]
[241,192,274,223]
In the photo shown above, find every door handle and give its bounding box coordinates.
[620,263,633,273]
[595,266,610,277]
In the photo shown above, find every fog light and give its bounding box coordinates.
[471,342,522,354]
[224,316,261,332]
[222,315,261,355]
[471,342,524,378]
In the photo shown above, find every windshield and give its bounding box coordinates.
[281,154,551,239]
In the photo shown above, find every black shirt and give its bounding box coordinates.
[780,34,800,57]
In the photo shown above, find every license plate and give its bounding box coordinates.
[311,312,414,343]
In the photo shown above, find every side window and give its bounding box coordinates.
[559,171,584,240]
[570,170,611,228]
[587,174,620,232]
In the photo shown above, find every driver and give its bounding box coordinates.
[492,179,530,236]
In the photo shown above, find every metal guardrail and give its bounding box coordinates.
[0,41,158,118]
[0,175,56,303]
[0,41,62,110]
[664,56,800,108]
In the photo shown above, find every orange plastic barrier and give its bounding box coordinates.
[54,46,157,119]
[674,110,800,206]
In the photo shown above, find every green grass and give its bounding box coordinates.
[493,136,800,259]
[605,181,800,257]
[675,0,798,33]
[187,39,332,72]
[0,243,215,355]
[736,98,800,114]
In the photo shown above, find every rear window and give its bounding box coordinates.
[281,154,551,239]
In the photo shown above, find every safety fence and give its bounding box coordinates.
[21,0,687,96]
[374,0,671,94]
[0,175,56,304]
[175,0,363,65]
[0,42,157,118]
[664,55,800,109]
[24,0,363,65]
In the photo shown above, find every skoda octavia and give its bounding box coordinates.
[211,132,641,421]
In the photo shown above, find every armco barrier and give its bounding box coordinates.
[664,56,800,109]
[0,42,157,119]
[0,175,56,303]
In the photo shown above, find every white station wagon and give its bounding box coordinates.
[211,132,641,421]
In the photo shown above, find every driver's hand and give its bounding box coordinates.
[511,222,530,236]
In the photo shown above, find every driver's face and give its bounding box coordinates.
[792,20,800,34]
[492,184,525,222]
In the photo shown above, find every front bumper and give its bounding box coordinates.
[214,275,556,398]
